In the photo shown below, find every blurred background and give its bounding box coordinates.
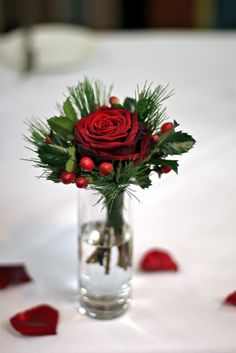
[1,0,236,32]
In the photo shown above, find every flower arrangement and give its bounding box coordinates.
[25,78,195,274]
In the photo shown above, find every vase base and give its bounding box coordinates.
[78,294,131,320]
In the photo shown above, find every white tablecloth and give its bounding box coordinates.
[0,30,236,353]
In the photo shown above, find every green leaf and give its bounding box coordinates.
[39,144,68,157]
[38,144,69,168]
[38,151,68,167]
[136,173,152,189]
[156,129,175,145]
[68,146,76,158]
[48,131,68,147]
[65,159,76,172]
[47,171,61,183]
[158,131,196,155]
[63,98,77,122]
[150,158,179,174]
[123,97,136,112]
[48,117,75,141]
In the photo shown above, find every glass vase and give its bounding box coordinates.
[78,190,133,320]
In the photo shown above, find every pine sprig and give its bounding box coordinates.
[24,118,50,147]
[89,161,152,210]
[24,117,71,182]
[68,78,112,118]
[135,83,173,133]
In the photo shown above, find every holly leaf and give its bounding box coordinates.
[48,117,75,141]
[123,97,136,112]
[39,144,68,158]
[38,144,68,167]
[63,98,77,122]
[136,173,152,189]
[48,131,68,147]
[47,171,61,183]
[150,158,179,174]
[38,152,68,167]
[159,131,196,155]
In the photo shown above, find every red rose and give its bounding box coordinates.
[75,108,152,161]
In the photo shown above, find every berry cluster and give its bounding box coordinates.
[60,158,114,188]
[58,115,175,188]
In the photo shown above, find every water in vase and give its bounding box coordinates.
[78,221,132,320]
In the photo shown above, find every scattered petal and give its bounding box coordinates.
[10,304,59,336]
[224,291,236,307]
[0,264,32,289]
[140,249,178,272]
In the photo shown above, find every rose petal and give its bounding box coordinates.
[74,108,150,161]
[140,249,178,272]
[0,264,32,289]
[224,291,236,306]
[10,304,59,336]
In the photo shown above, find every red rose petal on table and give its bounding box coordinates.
[0,264,32,289]
[140,249,178,272]
[224,291,236,306]
[10,305,59,336]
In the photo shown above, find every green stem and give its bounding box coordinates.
[105,193,124,232]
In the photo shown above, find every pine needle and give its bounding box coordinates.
[135,82,174,132]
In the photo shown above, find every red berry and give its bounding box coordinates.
[75,177,88,188]
[152,133,159,142]
[60,171,76,184]
[79,157,95,172]
[99,162,113,176]
[161,166,172,174]
[45,136,52,144]
[109,96,120,105]
[161,122,174,134]
[100,105,109,110]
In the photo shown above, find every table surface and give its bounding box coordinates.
[0,30,236,353]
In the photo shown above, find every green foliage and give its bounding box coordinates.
[65,146,76,172]
[134,168,152,188]
[149,157,179,174]
[47,116,74,141]
[123,97,136,112]
[157,131,196,155]
[24,78,196,207]
[135,83,173,133]
[24,117,70,182]
[24,119,49,147]
[47,170,61,183]
[63,98,77,122]
[69,78,112,118]
[36,142,69,170]
[38,151,67,167]
[89,162,152,210]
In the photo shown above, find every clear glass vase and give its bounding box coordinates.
[78,190,133,320]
